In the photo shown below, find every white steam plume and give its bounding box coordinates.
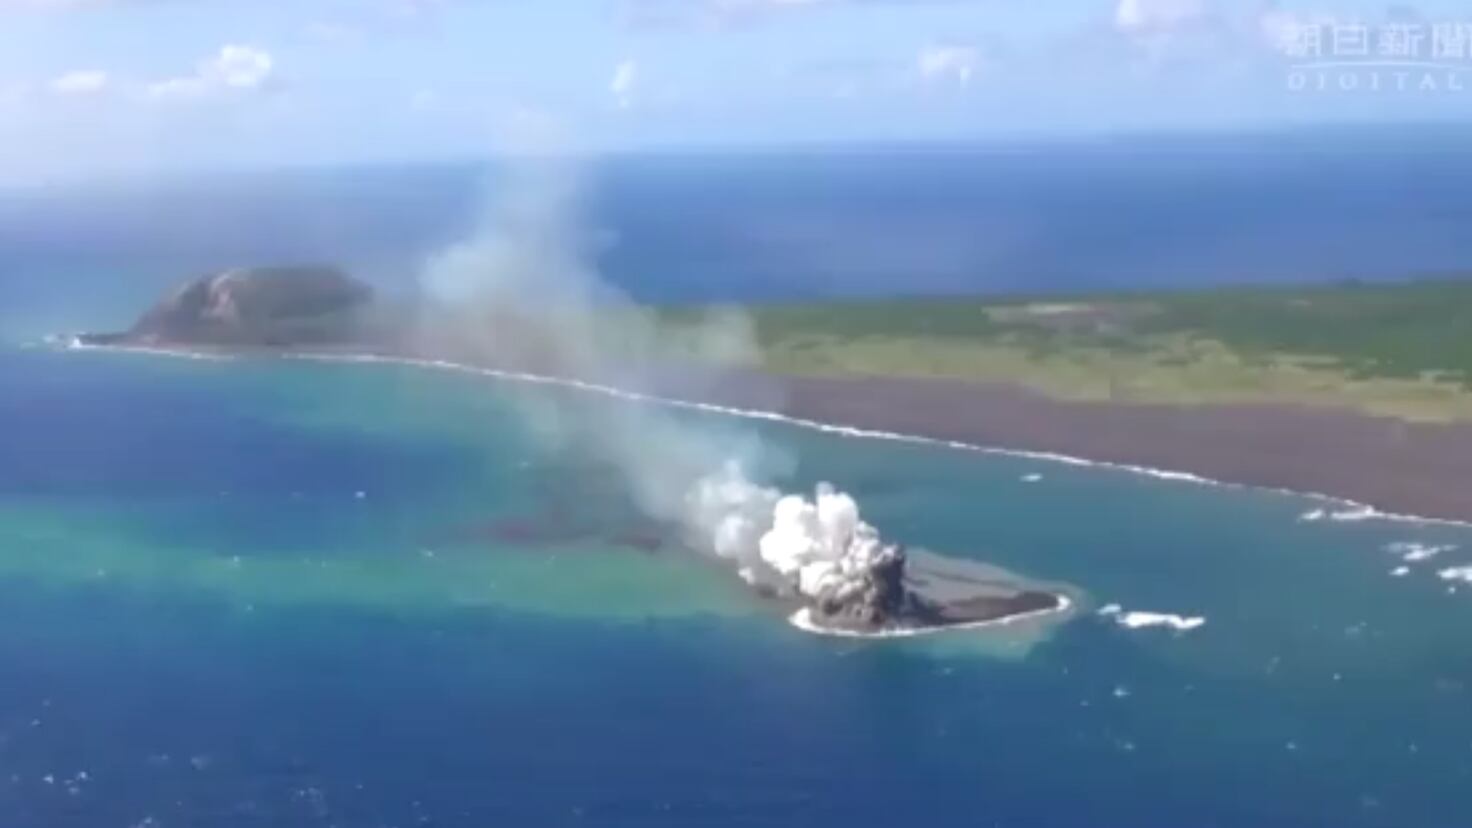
[416,154,768,521]
[415,149,906,614]
[689,463,905,605]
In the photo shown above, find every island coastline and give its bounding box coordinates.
[42,263,1472,637]
[789,593,1073,639]
[57,336,1472,529]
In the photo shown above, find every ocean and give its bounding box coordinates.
[2,345,1472,827]
[4,133,1472,827]
[7,129,1472,337]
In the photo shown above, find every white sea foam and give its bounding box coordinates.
[1386,542,1456,563]
[1301,504,1382,522]
[1437,566,1472,584]
[65,339,235,361]
[1098,603,1205,632]
[41,333,79,350]
[1390,566,1411,577]
[1021,473,1044,483]
[1326,505,1378,522]
[1117,612,1206,631]
[56,341,1472,530]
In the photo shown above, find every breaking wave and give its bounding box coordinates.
[1386,542,1457,563]
[1438,566,1472,585]
[1299,505,1379,523]
[1098,603,1206,632]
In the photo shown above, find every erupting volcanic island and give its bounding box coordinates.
[689,464,1075,637]
[69,265,1078,638]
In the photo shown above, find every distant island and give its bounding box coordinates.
[69,265,1077,637]
[72,268,1472,528]
[77,266,381,349]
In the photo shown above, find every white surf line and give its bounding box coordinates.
[284,351,1472,530]
[1096,603,1205,632]
[57,341,1472,531]
[62,339,237,361]
[787,594,1075,639]
[1385,541,1457,563]
[1438,566,1472,584]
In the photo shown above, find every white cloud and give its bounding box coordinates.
[499,104,566,145]
[610,59,638,108]
[211,45,274,88]
[147,44,274,102]
[49,69,108,95]
[146,76,209,101]
[917,45,981,87]
[1115,0,1208,33]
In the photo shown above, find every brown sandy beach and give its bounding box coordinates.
[705,372,1472,525]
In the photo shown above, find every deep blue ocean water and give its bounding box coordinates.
[1,347,1472,828]
[5,133,1472,826]
[6,130,1472,337]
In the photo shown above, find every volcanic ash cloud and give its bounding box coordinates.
[688,463,908,624]
[415,151,911,628]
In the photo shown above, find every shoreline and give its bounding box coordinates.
[51,338,1472,528]
[788,593,1075,639]
[755,372,1472,528]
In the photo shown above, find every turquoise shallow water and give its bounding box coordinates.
[2,345,1472,827]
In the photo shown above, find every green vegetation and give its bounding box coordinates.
[1135,280,1472,384]
[672,279,1472,422]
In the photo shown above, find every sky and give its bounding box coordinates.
[1,0,1471,182]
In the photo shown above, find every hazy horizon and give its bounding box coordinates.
[6,0,1472,183]
[6,124,1472,339]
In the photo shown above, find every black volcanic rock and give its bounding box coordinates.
[95,266,376,347]
[811,544,922,629]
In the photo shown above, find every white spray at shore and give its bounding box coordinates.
[1098,603,1205,632]
[414,150,901,607]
